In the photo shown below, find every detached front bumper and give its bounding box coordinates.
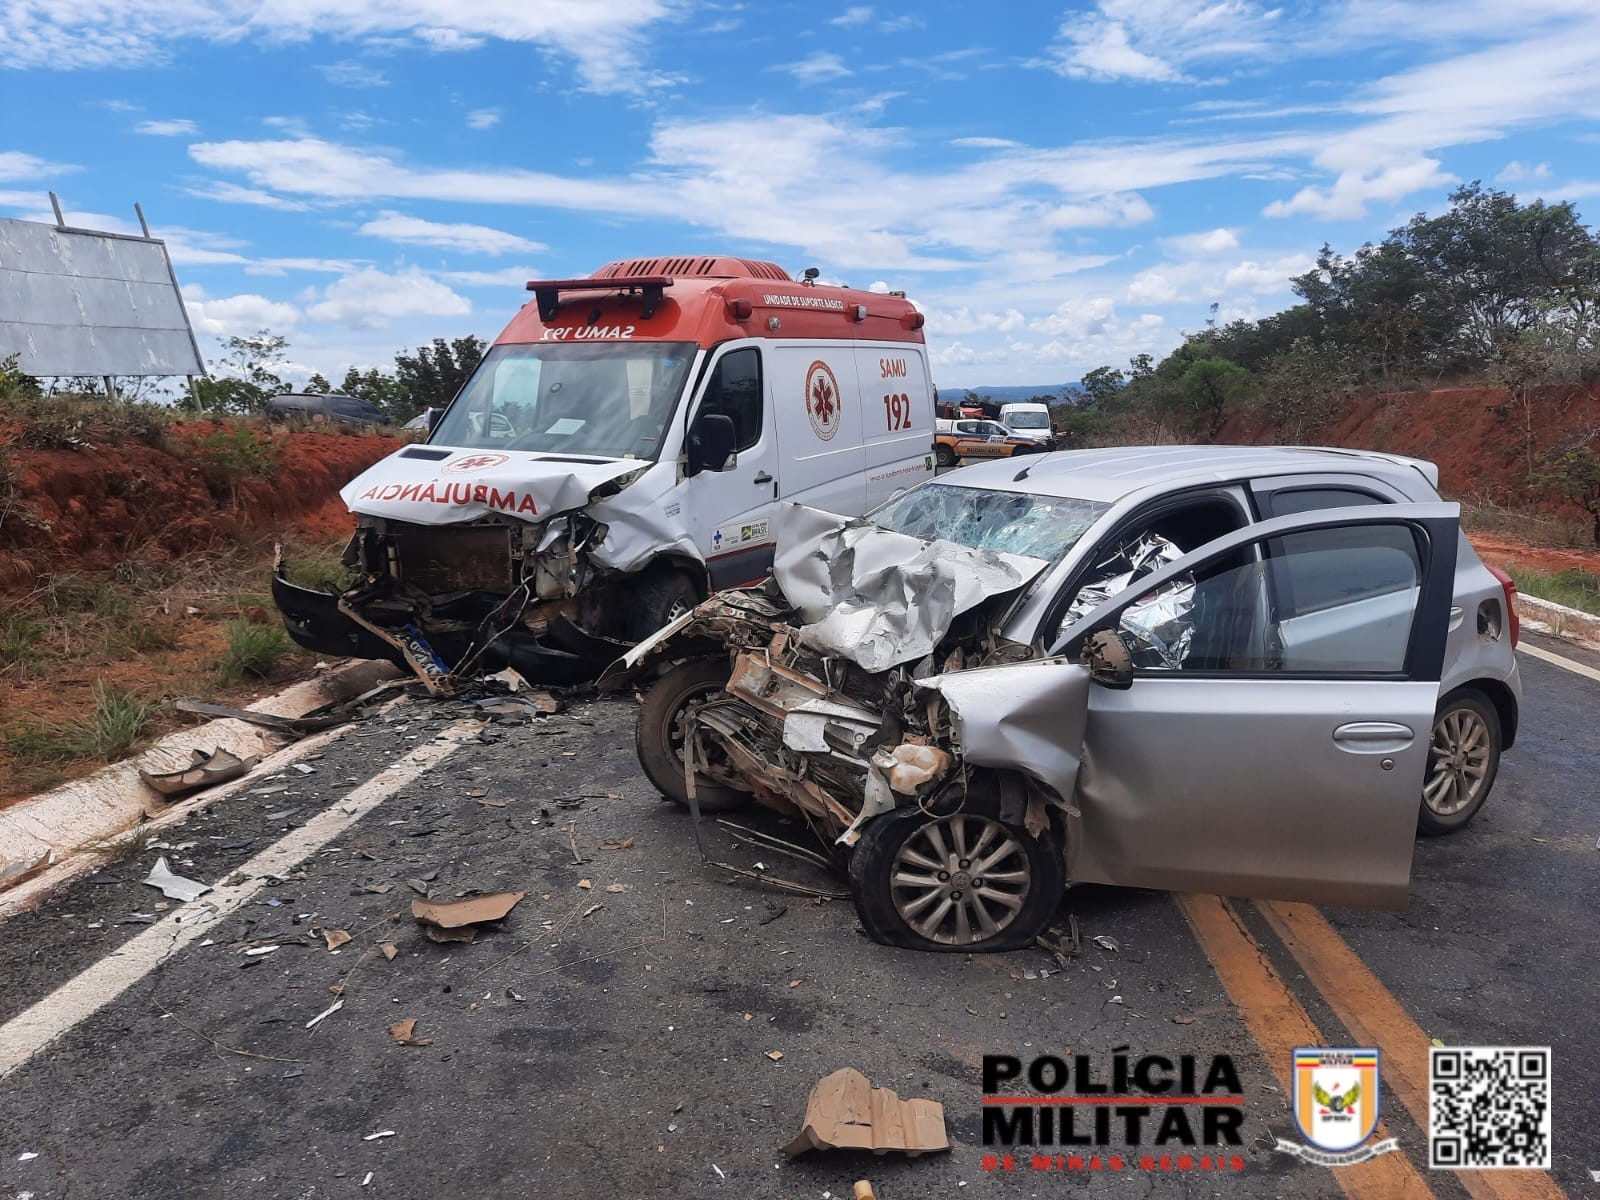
[272,573,407,666]
[271,571,627,686]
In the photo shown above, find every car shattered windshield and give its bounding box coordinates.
[430,342,696,459]
[868,482,1109,561]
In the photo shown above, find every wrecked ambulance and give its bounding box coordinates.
[273,255,934,686]
[617,445,1523,952]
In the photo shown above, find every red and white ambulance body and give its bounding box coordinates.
[273,255,935,683]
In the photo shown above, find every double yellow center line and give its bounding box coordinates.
[1178,894,1564,1200]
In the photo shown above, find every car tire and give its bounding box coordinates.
[629,568,702,642]
[1417,688,1501,836]
[635,658,750,813]
[934,444,956,468]
[849,804,1064,952]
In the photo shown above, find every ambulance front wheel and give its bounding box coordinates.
[629,568,703,641]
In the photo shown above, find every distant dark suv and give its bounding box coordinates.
[267,393,387,428]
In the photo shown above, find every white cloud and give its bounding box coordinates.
[925,306,1027,336]
[1263,157,1455,220]
[951,136,1023,149]
[772,52,852,83]
[0,0,684,94]
[184,285,301,337]
[1125,251,1313,305]
[305,266,471,330]
[318,60,388,88]
[831,6,873,26]
[1496,160,1553,184]
[1162,227,1239,256]
[185,181,313,211]
[1047,0,1279,84]
[0,151,77,181]
[134,118,197,136]
[466,108,502,130]
[357,210,545,255]
[434,266,540,288]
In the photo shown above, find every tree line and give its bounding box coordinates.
[181,332,487,424]
[1055,183,1600,542]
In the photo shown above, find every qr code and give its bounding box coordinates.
[1430,1046,1551,1169]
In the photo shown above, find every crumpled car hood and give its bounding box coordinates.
[772,504,1048,672]
[342,447,646,526]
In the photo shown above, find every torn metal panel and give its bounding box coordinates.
[143,857,211,903]
[138,747,258,797]
[916,660,1091,806]
[771,503,1047,672]
[587,465,703,574]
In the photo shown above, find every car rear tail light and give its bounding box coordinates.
[1487,565,1520,647]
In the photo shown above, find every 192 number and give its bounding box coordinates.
[882,392,913,430]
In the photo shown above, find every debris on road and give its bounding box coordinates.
[362,1130,395,1141]
[581,903,604,918]
[174,698,350,735]
[243,945,279,957]
[323,929,353,951]
[305,999,344,1029]
[0,850,55,893]
[1093,935,1119,952]
[17,1152,39,1162]
[139,747,259,797]
[410,891,525,944]
[142,857,212,903]
[766,1050,784,1061]
[388,1018,433,1047]
[781,1068,949,1158]
[379,942,398,961]
[854,1182,878,1200]
[361,1171,374,1187]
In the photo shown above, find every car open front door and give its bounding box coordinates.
[1052,503,1460,909]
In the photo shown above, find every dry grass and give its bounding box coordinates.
[1458,495,1592,548]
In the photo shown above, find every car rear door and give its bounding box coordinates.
[1052,503,1459,909]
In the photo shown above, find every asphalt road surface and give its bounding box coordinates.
[0,631,1594,1200]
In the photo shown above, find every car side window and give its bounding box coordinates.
[1266,487,1385,516]
[699,348,763,452]
[1111,523,1424,674]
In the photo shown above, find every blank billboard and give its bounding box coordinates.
[0,215,206,378]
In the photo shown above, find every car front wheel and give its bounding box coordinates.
[1418,688,1501,836]
[849,806,1064,952]
[635,658,750,813]
[934,444,956,468]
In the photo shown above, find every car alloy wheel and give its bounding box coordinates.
[1424,706,1492,817]
[889,813,1031,946]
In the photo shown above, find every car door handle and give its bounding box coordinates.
[753,471,773,484]
[1332,721,1415,754]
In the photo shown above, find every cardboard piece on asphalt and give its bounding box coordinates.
[410,891,524,943]
[781,1068,949,1158]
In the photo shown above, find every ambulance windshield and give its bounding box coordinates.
[430,342,697,459]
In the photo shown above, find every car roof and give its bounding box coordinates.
[938,444,1438,502]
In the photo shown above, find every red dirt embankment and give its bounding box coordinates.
[1219,383,1600,515]
[1,425,398,591]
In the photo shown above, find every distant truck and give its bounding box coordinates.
[997,401,1055,448]
[273,254,935,685]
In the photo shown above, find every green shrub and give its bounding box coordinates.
[1506,565,1600,615]
[187,426,281,484]
[5,681,154,764]
[217,619,292,682]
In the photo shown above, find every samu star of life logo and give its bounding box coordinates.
[804,360,842,441]
[1275,1048,1399,1167]
[443,452,510,473]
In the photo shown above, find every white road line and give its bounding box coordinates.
[1518,640,1600,684]
[0,721,478,1082]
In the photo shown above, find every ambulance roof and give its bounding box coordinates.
[495,255,926,350]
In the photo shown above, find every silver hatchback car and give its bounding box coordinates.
[621,446,1523,952]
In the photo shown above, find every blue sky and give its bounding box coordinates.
[3,0,1598,389]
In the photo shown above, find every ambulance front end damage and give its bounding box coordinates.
[272,448,699,689]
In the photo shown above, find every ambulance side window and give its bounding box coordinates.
[700,349,763,452]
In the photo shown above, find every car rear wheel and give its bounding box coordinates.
[1418,688,1501,836]
[849,806,1064,952]
[635,658,750,813]
[934,444,956,468]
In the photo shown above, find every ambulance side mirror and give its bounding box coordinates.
[686,413,736,476]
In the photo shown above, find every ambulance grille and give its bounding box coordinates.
[593,256,792,282]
